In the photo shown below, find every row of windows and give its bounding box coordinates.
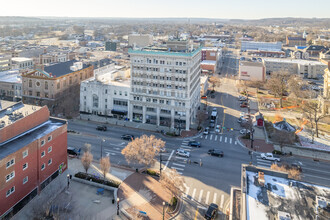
[133,59,187,66]
[133,67,187,74]
[132,82,186,90]
[113,100,128,106]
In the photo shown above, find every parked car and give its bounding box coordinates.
[210,122,215,128]
[67,147,81,157]
[201,95,207,99]
[96,125,107,131]
[215,125,221,133]
[208,149,224,157]
[240,103,249,108]
[204,127,209,135]
[176,149,190,158]
[121,134,135,141]
[188,141,201,148]
[284,163,302,172]
[240,129,251,135]
[204,203,219,220]
[260,153,280,162]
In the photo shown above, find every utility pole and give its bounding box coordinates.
[100,139,105,159]
[160,151,162,176]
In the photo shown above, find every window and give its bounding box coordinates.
[23,163,28,171]
[48,146,52,153]
[41,151,45,158]
[119,91,122,96]
[23,176,28,184]
[6,158,15,168]
[114,90,117,95]
[93,94,99,108]
[23,150,28,158]
[36,92,40,97]
[57,83,60,89]
[105,98,107,103]
[48,136,52,142]
[105,89,107,94]
[29,80,32,87]
[6,171,15,182]
[41,140,45,146]
[125,92,127,96]
[45,81,48,90]
[6,186,15,197]
[48,159,52,165]
[41,163,45,171]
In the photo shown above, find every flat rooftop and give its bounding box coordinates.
[240,61,264,67]
[245,170,330,220]
[201,60,217,65]
[0,118,65,160]
[0,102,42,130]
[11,57,33,62]
[129,46,202,57]
[263,58,327,65]
[0,70,21,83]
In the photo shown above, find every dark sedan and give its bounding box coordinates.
[208,149,224,157]
[188,141,201,148]
[121,134,135,141]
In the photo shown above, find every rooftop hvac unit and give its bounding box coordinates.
[73,62,83,70]
[70,66,78,72]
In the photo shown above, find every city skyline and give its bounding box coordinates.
[1,0,329,19]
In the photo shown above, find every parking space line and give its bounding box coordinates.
[171,166,184,171]
[230,138,232,144]
[198,190,204,203]
[213,193,217,203]
[215,135,218,141]
[210,135,213,140]
[205,191,210,205]
[224,137,227,143]
[191,188,196,200]
[173,163,185,167]
[220,194,224,209]
[220,136,222,142]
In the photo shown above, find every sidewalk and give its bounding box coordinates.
[116,172,176,220]
[239,138,274,153]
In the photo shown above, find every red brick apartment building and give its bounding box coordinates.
[0,100,67,219]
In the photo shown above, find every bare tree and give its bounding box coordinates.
[83,143,92,152]
[266,71,290,108]
[81,151,93,174]
[245,80,264,93]
[301,100,329,141]
[271,164,301,180]
[208,76,221,92]
[121,135,165,167]
[196,110,208,129]
[272,130,296,152]
[100,156,111,182]
[160,168,185,204]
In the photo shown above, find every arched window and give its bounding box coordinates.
[93,94,99,108]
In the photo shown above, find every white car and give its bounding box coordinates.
[260,153,280,162]
[240,129,250,135]
[204,127,209,135]
[215,125,221,133]
[176,149,190,158]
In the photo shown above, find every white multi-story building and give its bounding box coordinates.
[241,41,282,52]
[80,64,131,118]
[128,45,202,130]
[11,57,34,70]
[263,58,327,78]
[128,34,153,48]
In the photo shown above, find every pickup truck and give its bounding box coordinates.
[260,153,280,162]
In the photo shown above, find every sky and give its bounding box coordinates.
[1,0,329,19]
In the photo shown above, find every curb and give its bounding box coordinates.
[169,196,184,220]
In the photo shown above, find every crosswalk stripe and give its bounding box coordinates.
[213,193,217,204]
[256,158,271,163]
[210,135,213,140]
[182,141,189,144]
[181,143,188,146]
[256,164,270,168]
[175,156,187,160]
[200,135,203,139]
[181,145,192,149]
[173,163,185,167]
[220,136,222,142]
[171,166,184,171]
[257,161,272,166]
[205,135,208,140]
[235,141,237,145]
[191,188,196,200]
[230,138,232,144]
[198,190,204,203]
[205,191,210,205]
[220,194,224,209]
[180,148,191,151]
[224,137,227,143]
[185,186,190,195]
[215,135,218,141]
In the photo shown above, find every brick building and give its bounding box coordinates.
[21,60,94,116]
[286,36,306,47]
[0,101,67,218]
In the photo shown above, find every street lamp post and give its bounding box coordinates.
[67,174,70,189]
[162,201,166,220]
[100,139,105,159]
[117,198,120,215]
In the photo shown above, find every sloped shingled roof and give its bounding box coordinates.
[44,60,89,78]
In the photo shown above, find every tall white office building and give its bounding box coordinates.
[128,42,201,131]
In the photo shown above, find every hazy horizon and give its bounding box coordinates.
[1,0,329,19]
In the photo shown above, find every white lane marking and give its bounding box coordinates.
[205,135,208,140]
[302,167,330,175]
[220,194,224,209]
[180,148,191,151]
[303,174,330,181]
[163,150,174,171]
[181,145,192,149]
[171,166,184,171]
[104,150,119,155]
[182,141,189,144]
[198,190,204,203]
[220,136,222,142]
[215,135,218,141]
[181,143,188,146]
[224,137,227,143]
[210,135,213,140]
[205,191,210,205]
[235,141,237,145]
[173,163,185,167]
[256,158,272,163]
[175,156,187,160]
[200,136,203,139]
[213,193,217,204]
[257,161,272,166]
[230,138,232,144]
[197,205,207,210]
[191,188,196,200]
[185,186,190,195]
